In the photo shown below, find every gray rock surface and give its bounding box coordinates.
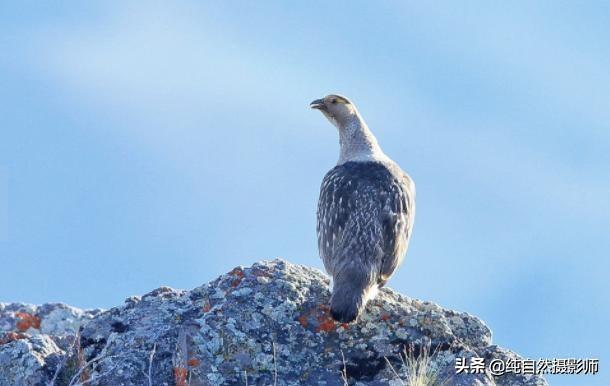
[0,259,548,385]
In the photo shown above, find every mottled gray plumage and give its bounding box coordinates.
[311,94,415,323]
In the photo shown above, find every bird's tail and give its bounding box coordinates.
[330,268,376,323]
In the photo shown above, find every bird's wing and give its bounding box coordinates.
[379,172,415,286]
[317,165,352,275]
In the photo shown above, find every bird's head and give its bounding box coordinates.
[310,94,358,129]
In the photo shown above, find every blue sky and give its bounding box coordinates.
[1,2,608,385]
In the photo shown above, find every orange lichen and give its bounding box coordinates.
[229,268,245,287]
[229,268,244,277]
[299,304,349,333]
[202,302,211,313]
[187,358,201,367]
[231,278,242,287]
[173,367,188,386]
[0,332,27,345]
[380,313,391,321]
[15,312,41,331]
[298,314,309,327]
[315,308,339,333]
[316,318,337,333]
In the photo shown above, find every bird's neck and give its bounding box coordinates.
[338,115,388,165]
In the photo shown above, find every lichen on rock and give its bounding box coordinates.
[0,259,548,385]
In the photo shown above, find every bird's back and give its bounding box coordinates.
[317,160,415,286]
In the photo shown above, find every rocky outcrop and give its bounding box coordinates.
[0,260,548,385]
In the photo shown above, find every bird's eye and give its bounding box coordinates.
[331,99,337,104]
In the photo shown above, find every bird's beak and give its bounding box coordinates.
[310,98,326,110]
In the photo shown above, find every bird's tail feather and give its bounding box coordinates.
[330,270,374,323]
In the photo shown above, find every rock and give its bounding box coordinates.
[0,259,548,385]
[0,303,102,337]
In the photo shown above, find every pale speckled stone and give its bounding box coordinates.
[0,259,547,386]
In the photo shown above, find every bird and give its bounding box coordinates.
[311,94,415,323]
